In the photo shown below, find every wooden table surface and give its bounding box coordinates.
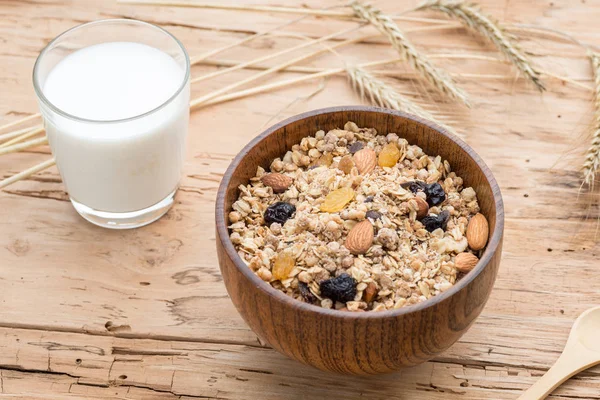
[1,0,600,398]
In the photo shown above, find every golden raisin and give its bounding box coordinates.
[320,187,355,212]
[272,251,295,281]
[377,143,401,168]
[338,155,355,174]
[309,153,333,168]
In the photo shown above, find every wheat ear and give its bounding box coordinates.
[346,65,459,137]
[417,0,545,91]
[351,1,470,107]
[582,51,600,188]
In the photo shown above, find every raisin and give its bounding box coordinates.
[378,143,401,168]
[338,155,355,174]
[272,251,295,281]
[319,273,357,303]
[320,187,355,213]
[364,195,374,203]
[348,141,365,154]
[400,181,445,206]
[424,182,446,206]
[264,202,296,224]
[298,282,317,304]
[401,180,427,194]
[366,210,381,220]
[421,210,450,232]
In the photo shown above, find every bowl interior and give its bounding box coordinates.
[217,106,503,315]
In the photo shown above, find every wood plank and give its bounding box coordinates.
[0,326,599,399]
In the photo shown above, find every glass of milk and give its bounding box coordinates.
[33,19,190,229]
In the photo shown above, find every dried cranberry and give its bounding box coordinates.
[366,210,381,220]
[424,182,446,206]
[319,273,357,303]
[348,141,365,154]
[298,282,317,304]
[264,202,296,224]
[421,210,450,232]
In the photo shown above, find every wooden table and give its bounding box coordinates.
[1,0,599,398]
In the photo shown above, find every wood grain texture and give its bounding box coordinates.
[216,106,504,374]
[1,0,600,397]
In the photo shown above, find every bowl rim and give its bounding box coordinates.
[216,105,504,319]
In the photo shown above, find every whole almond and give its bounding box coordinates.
[353,148,377,175]
[466,213,489,250]
[455,252,479,273]
[414,196,429,219]
[261,173,293,193]
[363,281,378,303]
[345,220,374,255]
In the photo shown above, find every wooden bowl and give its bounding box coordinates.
[215,106,504,375]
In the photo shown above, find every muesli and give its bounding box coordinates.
[228,122,489,311]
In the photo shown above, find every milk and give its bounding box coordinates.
[40,42,189,214]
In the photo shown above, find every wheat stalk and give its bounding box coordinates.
[346,65,459,137]
[582,51,600,188]
[351,1,470,107]
[417,0,545,92]
[0,158,56,189]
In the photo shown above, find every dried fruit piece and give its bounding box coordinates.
[378,143,401,168]
[414,197,429,219]
[455,252,479,273]
[354,148,377,175]
[320,273,357,303]
[466,213,489,250]
[309,153,333,169]
[264,202,296,224]
[424,182,446,206]
[348,141,365,154]
[298,282,317,303]
[320,187,355,213]
[401,181,445,206]
[261,173,293,193]
[421,210,450,232]
[365,210,381,220]
[272,251,295,281]
[338,155,355,174]
[345,220,374,255]
[363,281,378,303]
[401,180,427,193]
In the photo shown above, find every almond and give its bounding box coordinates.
[261,173,293,193]
[353,148,377,175]
[363,281,378,303]
[454,252,479,273]
[345,220,374,255]
[466,213,489,251]
[414,196,429,219]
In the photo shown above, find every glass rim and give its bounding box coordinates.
[32,18,191,124]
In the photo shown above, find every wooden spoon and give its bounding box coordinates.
[518,306,600,399]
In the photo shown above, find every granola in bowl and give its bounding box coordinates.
[228,121,489,312]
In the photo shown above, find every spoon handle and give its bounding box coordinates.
[518,345,598,400]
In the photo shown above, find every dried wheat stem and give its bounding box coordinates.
[417,0,545,91]
[0,125,43,143]
[0,158,56,190]
[0,113,41,133]
[0,126,45,148]
[191,25,361,85]
[192,59,402,109]
[118,0,450,24]
[351,1,469,107]
[582,51,600,187]
[0,137,48,156]
[345,65,459,137]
